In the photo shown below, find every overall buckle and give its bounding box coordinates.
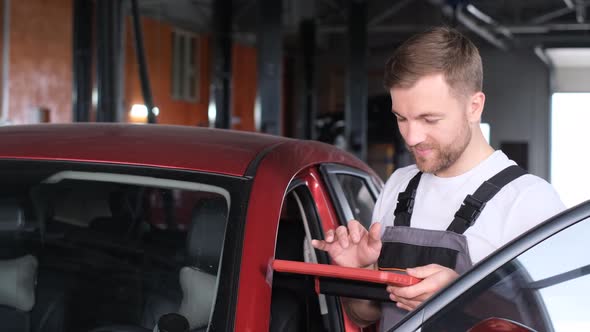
[394,190,416,215]
[454,194,486,226]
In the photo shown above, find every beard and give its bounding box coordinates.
[408,122,472,174]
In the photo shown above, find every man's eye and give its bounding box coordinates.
[424,118,440,124]
[395,116,406,122]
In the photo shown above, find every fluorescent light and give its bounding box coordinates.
[208,100,216,127]
[130,104,159,118]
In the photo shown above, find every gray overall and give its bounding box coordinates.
[378,165,526,331]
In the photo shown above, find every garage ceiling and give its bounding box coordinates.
[136,0,590,50]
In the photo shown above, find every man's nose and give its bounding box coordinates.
[403,121,426,147]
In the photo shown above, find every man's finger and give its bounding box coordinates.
[368,222,382,247]
[325,229,335,243]
[335,226,350,248]
[311,239,327,251]
[347,220,363,243]
[396,300,419,312]
[389,283,429,300]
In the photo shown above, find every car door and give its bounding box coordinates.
[271,165,382,332]
[390,200,590,332]
[271,168,345,332]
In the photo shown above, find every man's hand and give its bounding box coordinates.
[387,264,458,311]
[311,220,382,268]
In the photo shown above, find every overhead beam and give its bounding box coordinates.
[318,24,427,34]
[505,23,590,33]
[428,0,508,50]
[369,0,413,26]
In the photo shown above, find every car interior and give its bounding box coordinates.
[270,190,330,332]
[0,171,228,332]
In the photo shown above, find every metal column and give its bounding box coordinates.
[96,0,122,122]
[345,0,368,161]
[211,0,233,129]
[299,19,316,140]
[257,0,282,135]
[72,0,93,122]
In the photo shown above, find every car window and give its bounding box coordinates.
[0,169,229,332]
[320,165,379,230]
[335,174,376,229]
[421,216,590,332]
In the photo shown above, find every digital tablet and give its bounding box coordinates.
[272,259,421,287]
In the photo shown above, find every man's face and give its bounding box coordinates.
[390,74,472,174]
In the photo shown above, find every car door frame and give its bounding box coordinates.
[319,163,382,226]
[390,201,590,332]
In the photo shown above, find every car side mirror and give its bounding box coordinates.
[468,317,536,332]
[154,313,190,332]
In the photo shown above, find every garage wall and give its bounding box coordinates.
[553,67,590,92]
[480,47,551,180]
[7,0,73,124]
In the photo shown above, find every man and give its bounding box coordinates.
[311,26,565,329]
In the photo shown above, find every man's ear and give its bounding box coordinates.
[467,92,485,123]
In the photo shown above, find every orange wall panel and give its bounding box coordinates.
[231,43,257,132]
[8,0,73,124]
[124,17,210,126]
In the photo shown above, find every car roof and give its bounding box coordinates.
[0,123,371,177]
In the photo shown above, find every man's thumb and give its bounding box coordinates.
[406,264,445,278]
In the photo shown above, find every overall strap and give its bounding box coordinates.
[393,172,423,227]
[447,165,527,234]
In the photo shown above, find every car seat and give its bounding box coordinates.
[143,197,227,331]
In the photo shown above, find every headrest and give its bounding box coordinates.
[0,255,38,311]
[186,197,227,274]
[52,184,111,227]
[178,267,216,330]
[0,200,25,232]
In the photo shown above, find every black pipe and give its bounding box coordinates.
[130,0,156,124]
[72,0,93,122]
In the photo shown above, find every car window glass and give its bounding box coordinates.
[421,216,590,332]
[0,171,229,332]
[336,174,375,229]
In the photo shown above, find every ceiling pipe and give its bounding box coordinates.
[428,0,508,50]
[369,0,414,26]
[465,4,513,39]
[530,7,574,24]
[575,0,587,23]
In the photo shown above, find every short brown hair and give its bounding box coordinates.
[383,26,483,98]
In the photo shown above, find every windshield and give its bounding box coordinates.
[0,160,245,332]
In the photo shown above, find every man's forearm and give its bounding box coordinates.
[341,297,382,328]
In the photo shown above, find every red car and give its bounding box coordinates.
[0,123,383,332]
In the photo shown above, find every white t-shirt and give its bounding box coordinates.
[372,151,566,264]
